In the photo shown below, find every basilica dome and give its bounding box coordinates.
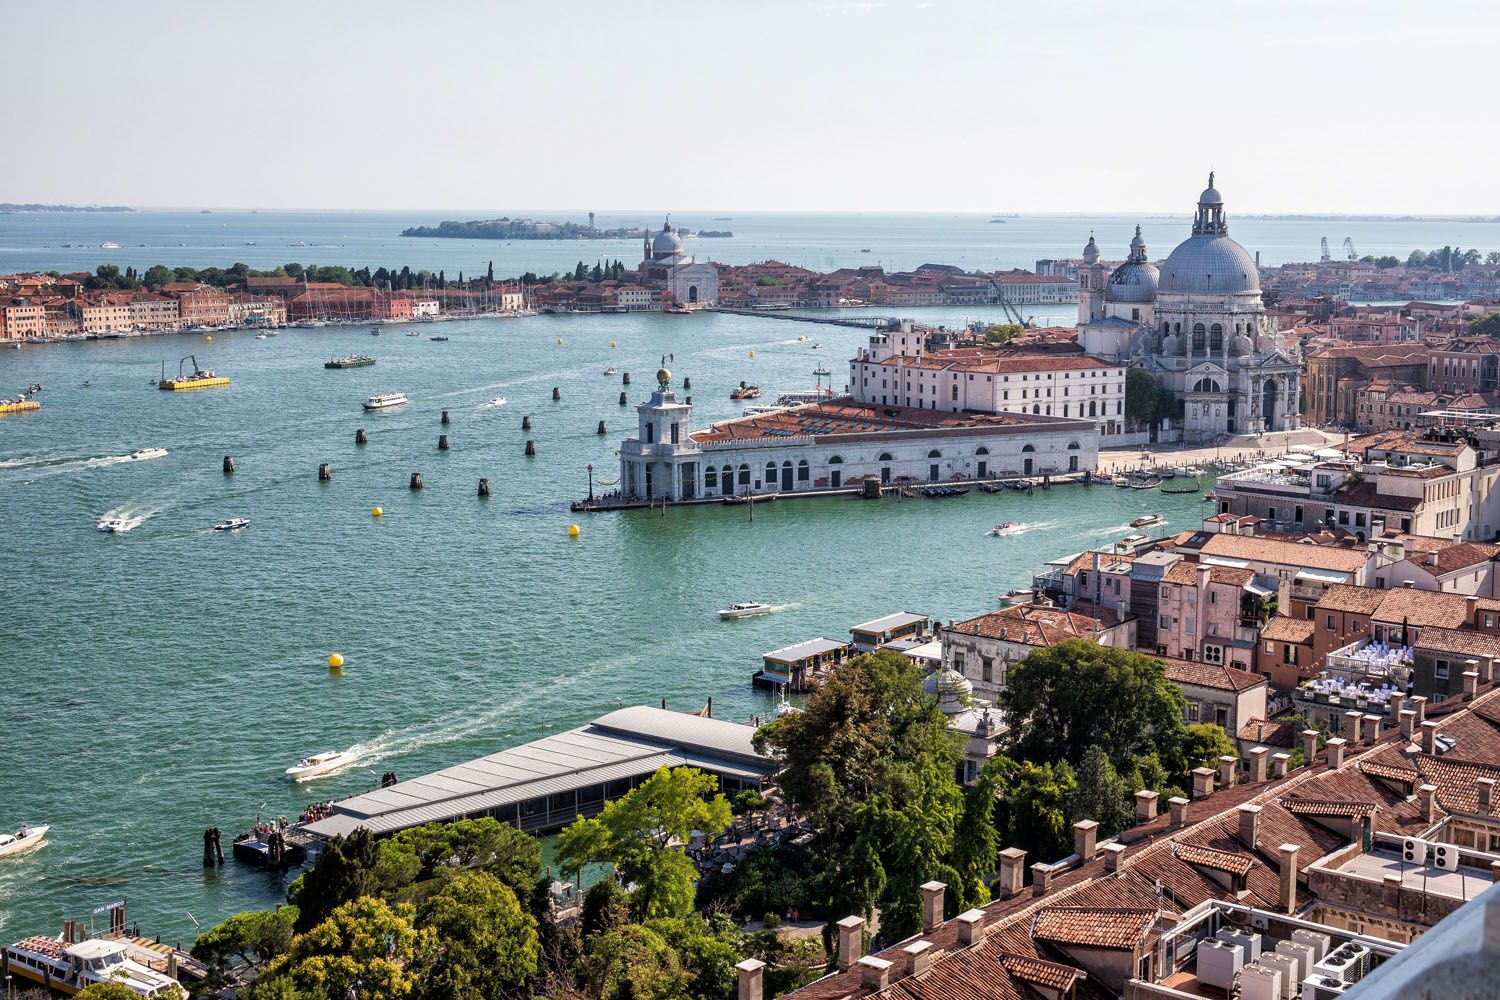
[651,219,684,258]
[1106,225,1158,304]
[1158,175,1260,296]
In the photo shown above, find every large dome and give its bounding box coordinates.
[651,219,684,257]
[1159,235,1260,295]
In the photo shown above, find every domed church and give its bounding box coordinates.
[638,216,718,307]
[1075,175,1301,442]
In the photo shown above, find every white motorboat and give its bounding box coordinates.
[990,522,1025,536]
[285,749,357,782]
[363,392,409,411]
[1129,514,1167,529]
[3,936,184,997]
[718,601,774,620]
[98,517,127,533]
[213,518,250,531]
[0,824,48,858]
[126,447,168,462]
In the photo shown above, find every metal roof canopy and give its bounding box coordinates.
[850,611,929,635]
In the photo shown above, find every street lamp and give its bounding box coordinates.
[587,463,595,502]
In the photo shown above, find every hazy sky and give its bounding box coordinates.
[6,1,1493,214]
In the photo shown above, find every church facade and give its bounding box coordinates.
[1075,176,1301,443]
[639,217,718,307]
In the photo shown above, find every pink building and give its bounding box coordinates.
[1154,561,1266,668]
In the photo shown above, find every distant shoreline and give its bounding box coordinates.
[0,203,134,213]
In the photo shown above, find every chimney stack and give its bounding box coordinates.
[858,956,892,993]
[1400,709,1417,738]
[920,881,946,932]
[1279,843,1301,914]
[1362,713,1382,744]
[997,850,1026,898]
[1169,795,1190,825]
[1326,736,1348,769]
[1238,804,1263,850]
[1032,862,1054,896]
[1412,695,1428,724]
[1345,710,1364,741]
[956,909,986,947]
[1192,767,1216,799]
[1103,842,1127,873]
[1247,746,1269,783]
[903,940,934,978]
[1421,720,1440,756]
[1419,783,1439,824]
[1389,691,1405,717]
[735,959,765,1000]
[1073,820,1099,862]
[1479,777,1496,812]
[1464,669,1480,698]
[1272,752,1291,778]
[1218,755,1238,789]
[1135,789,1159,822]
[1301,729,1320,766]
[836,916,865,972]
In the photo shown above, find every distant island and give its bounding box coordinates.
[401,217,732,240]
[0,203,133,213]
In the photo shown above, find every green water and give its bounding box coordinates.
[0,313,1208,942]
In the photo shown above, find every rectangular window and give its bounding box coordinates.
[1435,659,1450,680]
[1326,614,1335,633]
[981,658,993,682]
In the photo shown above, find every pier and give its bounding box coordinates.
[707,307,899,330]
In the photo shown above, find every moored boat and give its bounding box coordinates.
[363,392,409,411]
[324,355,375,369]
[730,383,761,400]
[1,935,185,997]
[158,355,229,390]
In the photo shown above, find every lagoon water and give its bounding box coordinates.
[0,207,1494,942]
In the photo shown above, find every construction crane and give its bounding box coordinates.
[984,277,1031,327]
[1344,237,1358,261]
[1320,237,1331,263]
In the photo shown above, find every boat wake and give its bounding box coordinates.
[478,396,508,409]
[97,506,157,533]
[86,449,168,469]
[345,687,580,768]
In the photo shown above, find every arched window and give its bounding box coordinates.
[976,447,989,456]
[1063,404,1069,416]
[1022,444,1036,453]
[927,449,941,459]
[1210,323,1223,352]
[721,465,734,495]
[737,463,750,486]
[1068,441,1081,449]
[1032,404,1040,414]
[1088,400,1097,417]
[1192,377,1222,393]
[1162,320,1169,334]
[878,452,893,462]
[797,458,809,483]
[1191,323,1206,353]
[828,455,843,464]
[951,384,958,401]
[1175,322,1181,335]
[765,461,776,483]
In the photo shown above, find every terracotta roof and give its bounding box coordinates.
[1316,585,1386,615]
[1277,798,1378,819]
[688,400,1052,446]
[998,953,1084,990]
[1160,657,1268,693]
[1238,718,1297,746]
[947,604,1112,647]
[1192,534,1367,573]
[1174,842,1257,876]
[1359,758,1420,784]
[1162,561,1255,587]
[876,351,1117,375]
[1413,626,1500,660]
[1430,542,1500,575]
[1373,588,1471,628]
[1031,907,1156,950]
[1260,616,1316,644]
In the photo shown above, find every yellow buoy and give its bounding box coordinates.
[567,524,580,537]
[328,652,345,668]
[555,338,563,345]
[610,340,617,348]
[371,506,383,517]
[205,334,212,342]
[748,349,755,358]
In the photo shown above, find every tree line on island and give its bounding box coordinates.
[1358,245,1500,271]
[400,218,732,240]
[45,259,635,294]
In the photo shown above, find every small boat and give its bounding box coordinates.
[2,935,184,997]
[860,248,872,253]
[285,749,357,782]
[255,333,268,340]
[730,383,761,400]
[0,824,48,858]
[99,241,121,249]
[370,328,381,336]
[1114,476,1132,488]
[978,482,1005,494]
[1127,479,1159,490]
[429,336,449,342]
[1129,514,1167,528]
[363,392,409,411]
[665,303,691,315]
[406,331,421,337]
[604,367,618,376]
[97,517,127,533]
[990,522,1025,536]
[1203,494,1216,502]
[812,343,823,349]
[919,485,970,498]
[718,601,774,620]
[213,518,250,531]
[126,447,168,462]
[813,366,831,377]
[81,380,92,388]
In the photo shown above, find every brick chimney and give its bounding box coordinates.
[1301,729,1320,765]
[1218,755,1238,789]
[1031,862,1054,896]
[1419,783,1439,824]
[903,939,934,977]
[1073,819,1098,862]
[836,916,865,972]
[956,909,986,947]
[1421,720,1440,755]
[1279,843,1300,914]
[1272,752,1292,778]
[1326,736,1348,769]
[1169,795,1190,825]
[1238,804,1263,850]
[1412,695,1428,724]
[1192,767,1216,799]
[1389,691,1406,717]
[735,959,765,1000]
[1479,777,1496,812]
[1135,789,1159,822]
[1399,709,1417,738]
[920,881,946,932]
[858,956,892,992]
[1247,746,1269,783]
[997,849,1026,898]
[1362,713,1382,744]
[1464,669,1480,698]
[1102,842,1127,873]
[1344,710,1364,741]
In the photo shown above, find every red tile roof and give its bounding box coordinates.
[1031,907,1157,950]
[1160,658,1268,693]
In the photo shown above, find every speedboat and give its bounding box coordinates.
[98,517,127,533]
[127,447,168,462]
[990,522,1025,536]
[285,749,357,782]
[255,333,268,340]
[718,601,774,620]
[1129,514,1167,528]
[363,392,409,411]
[429,336,449,342]
[0,824,48,858]
[213,518,250,531]
[603,367,618,376]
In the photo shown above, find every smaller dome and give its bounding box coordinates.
[1105,261,1159,304]
[656,367,671,385]
[1082,234,1100,263]
[1198,171,1223,206]
[923,667,973,714]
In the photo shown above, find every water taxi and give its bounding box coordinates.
[158,355,229,390]
[97,517,128,533]
[126,448,168,462]
[730,383,761,400]
[363,392,409,411]
[0,398,40,414]
[213,518,250,532]
[990,522,1025,536]
[603,367,618,376]
[286,749,357,782]
[718,601,774,620]
[0,824,47,858]
[324,355,375,369]
[1129,514,1167,529]
[2,935,185,997]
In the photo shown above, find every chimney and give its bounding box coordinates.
[1073,819,1099,862]
[1169,795,1190,825]
[903,939,934,978]
[920,881,946,932]
[1247,746,1269,783]
[836,916,865,972]
[858,956,892,993]
[1464,669,1480,697]
[735,959,765,1000]
[1362,713,1382,744]
[1400,709,1417,738]
[1272,752,1292,778]
[1135,789,1159,822]
[1238,804,1263,850]
[1412,695,1428,724]
[1421,720,1440,755]
[1479,777,1496,812]
[1031,862,1054,896]
[1103,842,1127,873]
[1389,691,1406,717]
[1326,736,1348,769]
[1345,710,1364,741]
[1301,729,1320,766]
[997,849,1026,899]
[1419,783,1439,824]
[1192,767,1216,799]
[1218,755,1238,789]
[956,909,986,947]
[1279,843,1301,914]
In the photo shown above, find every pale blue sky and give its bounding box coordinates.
[5,0,1493,213]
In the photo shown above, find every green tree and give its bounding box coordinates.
[192,906,298,985]
[416,870,539,999]
[1068,745,1133,834]
[983,323,1024,345]
[258,897,427,1000]
[577,924,690,1000]
[988,755,1076,862]
[949,773,998,911]
[377,817,540,900]
[292,828,380,932]
[1181,722,1237,773]
[79,985,184,1000]
[1468,312,1500,339]
[998,640,1189,776]
[1125,368,1160,429]
[645,915,745,1000]
[141,264,175,289]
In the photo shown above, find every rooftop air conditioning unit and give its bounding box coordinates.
[1237,964,1283,1000]
[1275,939,1316,983]
[1216,928,1263,962]
[1257,952,1300,1000]
[1303,974,1349,1000]
[1292,929,1331,963]
[1314,943,1371,984]
[1197,939,1245,991]
[1431,842,1461,871]
[1402,837,1428,865]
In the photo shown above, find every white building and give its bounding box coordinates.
[615,368,1099,503]
[639,218,717,307]
[410,299,440,317]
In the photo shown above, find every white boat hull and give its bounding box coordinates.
[0,826,48,858]
[285,753,356,782]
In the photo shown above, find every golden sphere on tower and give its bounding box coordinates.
[656,367,671,386]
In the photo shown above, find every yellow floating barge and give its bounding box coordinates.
[0,399,40,414]
[159,374,230,391]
